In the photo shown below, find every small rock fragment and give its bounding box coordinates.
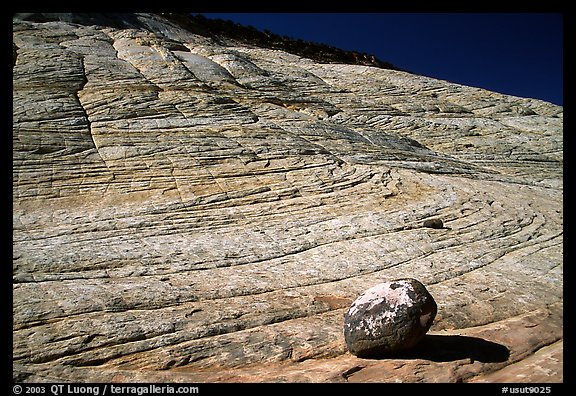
[423,218,444,229]
[344,278,437,357]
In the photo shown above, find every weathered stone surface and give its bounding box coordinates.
[344,279,437,356]
[13,13,562,383]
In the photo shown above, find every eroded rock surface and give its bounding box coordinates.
[13,13,563,383]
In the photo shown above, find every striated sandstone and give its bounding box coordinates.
[13,13,562,383]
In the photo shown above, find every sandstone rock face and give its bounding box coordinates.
[344,279,437,357]
[13,13,563,383]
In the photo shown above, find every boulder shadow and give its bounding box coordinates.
[382,335,510,363]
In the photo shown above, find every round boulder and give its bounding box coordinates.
[344,278,437,357]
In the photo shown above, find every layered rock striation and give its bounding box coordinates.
[13,13,563,383]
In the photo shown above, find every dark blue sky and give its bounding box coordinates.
[200,13,563,106]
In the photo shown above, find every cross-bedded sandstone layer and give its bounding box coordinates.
[13,13,563,383]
